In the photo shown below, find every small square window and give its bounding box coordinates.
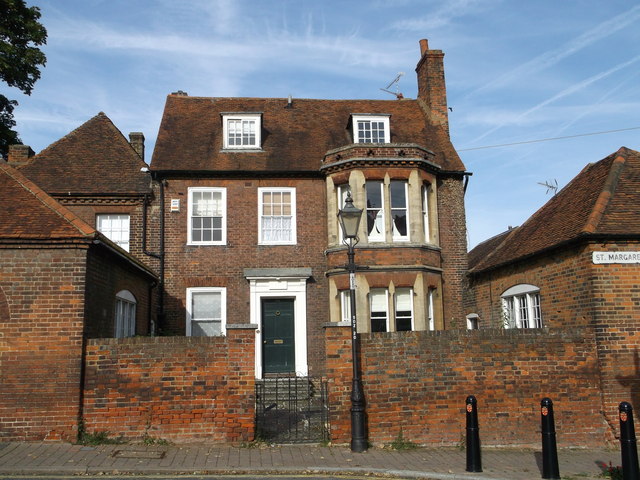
[222,114,261,149]
[186,287,226,336]
[352,115,390,144]
[97,214,130,251]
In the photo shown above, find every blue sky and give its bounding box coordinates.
[4,0,640,248]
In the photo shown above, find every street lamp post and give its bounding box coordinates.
[337,191,367,453]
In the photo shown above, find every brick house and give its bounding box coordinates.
[0,161,157,441]
[149,39,469,379]
[12,112,159,271]
[465,147,640,436]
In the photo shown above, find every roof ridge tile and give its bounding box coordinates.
[582,153,626,233]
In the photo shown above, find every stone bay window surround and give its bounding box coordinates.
[322,144,447,333]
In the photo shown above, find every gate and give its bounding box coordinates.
[255,376,329,443]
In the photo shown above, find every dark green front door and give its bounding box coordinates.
[262,298,295,374]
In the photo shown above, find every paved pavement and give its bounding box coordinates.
[0,441,623,479]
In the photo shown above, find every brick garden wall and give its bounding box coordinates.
[82,327,256,443]
[325,324,609,447]
[0,246,87,441]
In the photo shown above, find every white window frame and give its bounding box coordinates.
[466,314,479,330]
[352,114,390,144]
[366,181,385,242]
[186,287,227,337]
[422,183,431,242]
[247,275,309,379]
[258,187,297,245]
[222,114,261,149]
[188,187,227,245]
[394,288,414,332]
[427,288,435,331]
[501,284,543,329]
[340,290,352,324]
[114,290,136,338]
[370,288,389,333]
[390,180,409,242]
[97,214,130,251]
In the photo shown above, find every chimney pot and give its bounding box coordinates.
[129,132,145,161]
[7,144,35,165]
[419,38,429,55]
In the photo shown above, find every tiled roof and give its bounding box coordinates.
[19,112,150,195]
[467,229,513,271]
[150,95,465,172]
[0,161,95,239]
[469,147,640,273]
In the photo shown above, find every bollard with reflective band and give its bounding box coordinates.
[541,397,560,479]
[465,395,482,472]
[619,402,640,480]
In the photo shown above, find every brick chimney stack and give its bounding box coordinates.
[129,132,145,161]
[416,39,450,136]
[7,144,35,165]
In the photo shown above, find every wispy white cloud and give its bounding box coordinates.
[465,4,640,98]
[468,53,640,144]
[390,0,494,31]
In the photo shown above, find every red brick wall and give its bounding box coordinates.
[0,246,87,441]
[437,177,468,328]
[587,242,640,436]
[466,240,640,438]
[57,196,161,272]
[326,324,608,447]
[160,177,329,374]
[84,244,153,338]
[465,243,593,330]
[82,327,256,443]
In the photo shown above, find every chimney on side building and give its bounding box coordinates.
[415,39,449,136]
[129,132,145,161]
[7,144,35,165]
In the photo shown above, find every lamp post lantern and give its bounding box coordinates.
[337,191,367,453]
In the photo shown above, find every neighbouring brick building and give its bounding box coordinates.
[0,162,157,441]
[149,38,469,379]
[465,147,640,439]
[13,112,160,271]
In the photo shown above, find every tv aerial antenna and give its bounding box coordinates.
[380,72,405,99]
[537,179,558,195]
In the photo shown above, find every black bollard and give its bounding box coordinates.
[619,402,640,480]
[465,395,482,472]
[541,397,560,480]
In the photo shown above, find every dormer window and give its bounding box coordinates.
[352,114,390,144]
[222,114,261,149]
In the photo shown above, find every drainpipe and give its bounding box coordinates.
[463,172,472,194]
[144,178,166,334]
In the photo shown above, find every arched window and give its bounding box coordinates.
[501,284,542,329]
[114,290,136,338]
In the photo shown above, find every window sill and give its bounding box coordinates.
[187,242,227,246]
[258,242,297,246]
[221,147,264,152]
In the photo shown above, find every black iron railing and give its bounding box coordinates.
[255,376,329,443]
